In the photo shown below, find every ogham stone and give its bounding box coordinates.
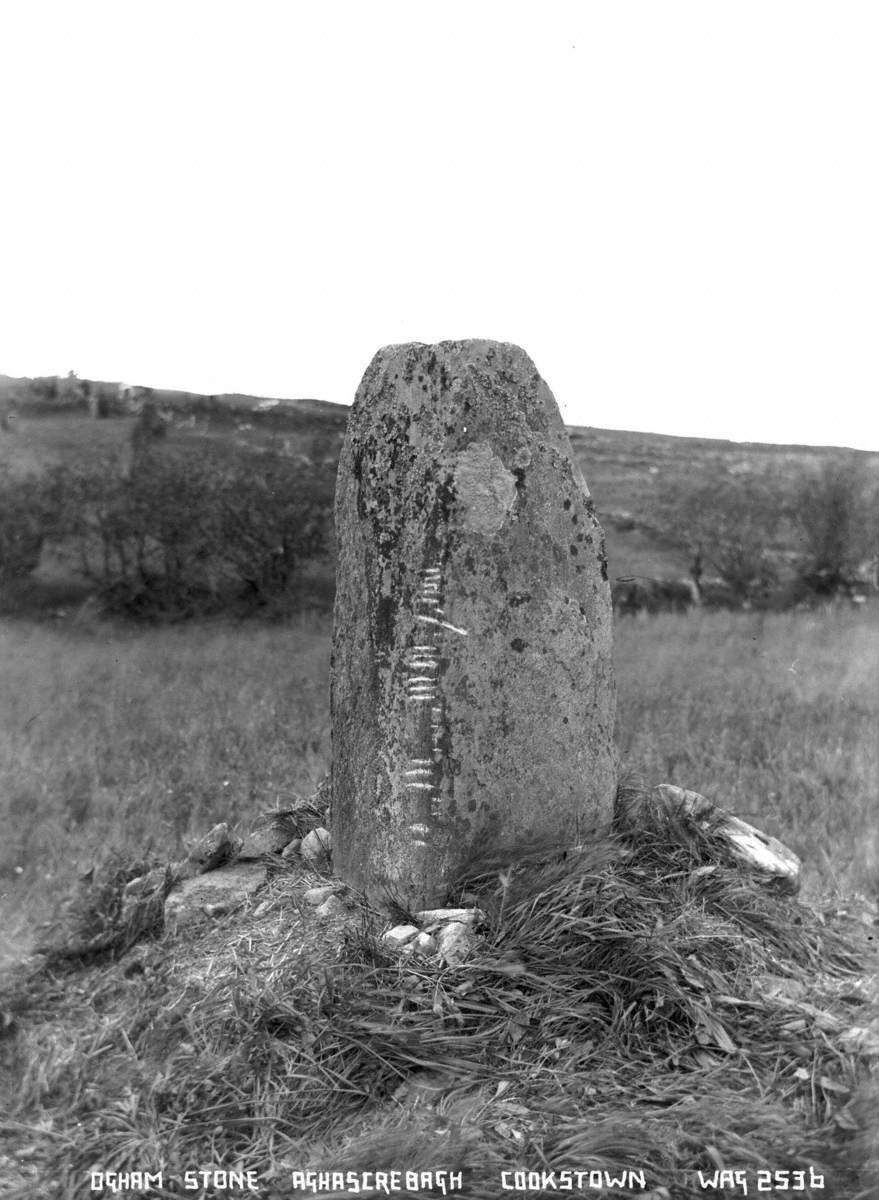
[330,340,616,910]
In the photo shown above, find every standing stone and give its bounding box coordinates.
[331,340,616,910]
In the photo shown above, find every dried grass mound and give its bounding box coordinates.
[2,788,876,1199]
[33,853,172,967]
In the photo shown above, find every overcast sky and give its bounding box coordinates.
[1,2,876,449]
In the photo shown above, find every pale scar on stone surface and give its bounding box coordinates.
[452,441,518,537]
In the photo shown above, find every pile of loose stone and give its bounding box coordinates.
[123,791,490,967]
[154,780,800,965]
[36,779,802,968]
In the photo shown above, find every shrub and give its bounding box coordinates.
[211,453,334,604]
[0,476,50,581]
[652,471,784,605]
[40,446,335,617]
[788,458,878,597]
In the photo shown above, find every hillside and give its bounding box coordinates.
[1,375,876,592]
[569,425,878,581]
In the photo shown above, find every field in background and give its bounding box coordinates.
[0,412,136,480]
[4,405,877,594]
[2,604,875,967]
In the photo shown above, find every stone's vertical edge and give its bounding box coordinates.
[331,341,617,911]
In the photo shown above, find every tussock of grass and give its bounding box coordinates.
[1,795,875,1199]
[33,852,173,967]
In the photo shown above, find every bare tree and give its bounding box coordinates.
[790,457,878,596]
[652,470,784,604]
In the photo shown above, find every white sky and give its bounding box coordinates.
[0,2,876,450]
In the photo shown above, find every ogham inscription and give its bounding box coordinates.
[403,565,469,847]
[405,567,442,840]
[330,340,616,910]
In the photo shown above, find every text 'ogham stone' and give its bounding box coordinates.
[331,340,616,910]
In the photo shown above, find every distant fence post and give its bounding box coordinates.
[330,340,617,910]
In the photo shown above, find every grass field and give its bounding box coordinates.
[1,604,877,1198]
[2,603,876,968]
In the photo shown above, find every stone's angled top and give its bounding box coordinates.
[345,338,592,507]
[354,339,550,408]
[372,338,535,365]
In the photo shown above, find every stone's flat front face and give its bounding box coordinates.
[331,340,617,910]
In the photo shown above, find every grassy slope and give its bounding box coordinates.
[3,406,877,587]
[569,425,879,581]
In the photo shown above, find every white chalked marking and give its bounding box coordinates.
[416,614,469,636]
[401,562,459,838]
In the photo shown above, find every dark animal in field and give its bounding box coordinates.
[612,576,700,616]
